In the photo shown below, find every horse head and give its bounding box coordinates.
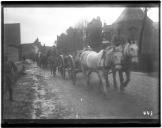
[126,41,139,64]
[103,46,123,70]
[112,50,123,70]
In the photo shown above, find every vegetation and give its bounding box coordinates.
[56,16,103,53]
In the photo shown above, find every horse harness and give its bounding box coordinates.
[101,47,122,69]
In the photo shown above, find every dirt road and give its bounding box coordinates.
[3,62,159,119]
[31,63,159,119]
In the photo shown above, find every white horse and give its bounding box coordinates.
[80,49,104,85]
[80,46,123,94]
[118,40,139,91]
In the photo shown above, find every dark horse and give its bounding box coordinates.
[47,49,59,77]
[39,53,48,69]
[3,56,18,101]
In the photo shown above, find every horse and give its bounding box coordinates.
[103,46,123,91]
[46,49,58,77]
[80,46,123,94]
[47,55,58,77]
[80,46,105,90]
[39,53,48,69]
[118,40,139,91]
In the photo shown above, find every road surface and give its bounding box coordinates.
[30,63,159,119]
[3,61,159,119]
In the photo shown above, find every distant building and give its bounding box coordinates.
[21,38,42,58]
[4,23,21,62]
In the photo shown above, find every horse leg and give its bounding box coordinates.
[112,69,117,89]
[52,65,54,76]
[124,69,131,88]
[53,65,56,77]
[96,70,107,94]
[87,70,92,86]
[104,70,110,88]
[97,70,105,92]
[96,70,102,85]
[119,70,125,91]
[51,65,53,76]
[50,64,52,75]
[52,64,54,76]
[81,64,87,78]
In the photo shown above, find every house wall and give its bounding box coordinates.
[112,18,154,55]
[4,23,21,62]
[21,44,35,57]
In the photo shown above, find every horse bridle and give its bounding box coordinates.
[127,44,138,59]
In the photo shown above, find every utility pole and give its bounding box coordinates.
[139,8,148,55]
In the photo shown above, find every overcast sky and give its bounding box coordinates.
[4,7,159,46]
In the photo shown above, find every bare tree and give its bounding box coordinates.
[75,19,88,47]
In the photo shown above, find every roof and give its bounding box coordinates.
[4,23,21,46]
[113,8,153,24]
[21,43,33,46]
[102,25,113,33]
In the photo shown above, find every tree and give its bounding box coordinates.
[56,26,83,54]
[56,17,103,53]
[86,16,102,51]
[75,19,88,47]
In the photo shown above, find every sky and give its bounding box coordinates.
[4,7,159,46]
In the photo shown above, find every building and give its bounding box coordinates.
[4,23,21,62]
[102,8,159,72]
[21,38,42,58]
